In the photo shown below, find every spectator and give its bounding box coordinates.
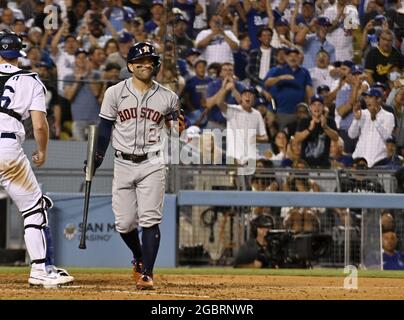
[173,13,194,59]
[63,49,102,141]
[128,16,148,43]
[174,0,203,38]
[264,130,289,162]
[295,0,316,28]
[124,0,151,22]
[157,59,185,95]
[88,45,107,72]
[246,27,278,90]
[388,86,404,147]
[285,102,310,137]
[270,17,295,49]
[295,16,336,70]
[205,62,245,130]
[342,157,386,193]
[195,14,239,66]
[364,29,404,85]
[329,137,354,168]
[264,47,313,130]
[23,61,62,140]
[373,137,404,168]
[183,59,213,127]
[178,47,201,80]
[104,38,119,56]
[214,86,268,165]
[349,88,395,167]
[294,94,339,168]
[144,0,164,34]
[78,12,118,51]
[281,135,302,167]
[324,0,359,61]
[264,109,280,142]
[0,7,15,30]
[381,210,396,233]
[334,62,369,154]
[233,32,251,83]
[98,62,121,104]
[382,231,404,270]
[105,31,134,78]
[50,21,79,96]
[207,62,221,79]
[12,18,26,35]
[102,0,135,33]
[234,215,275,268]
[243,0,270,49]
[309,50,338,93]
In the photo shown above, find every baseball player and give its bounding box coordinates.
[89,41,184,290]
[0,30,74,287]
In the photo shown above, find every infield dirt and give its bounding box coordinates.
[1,271,404,300]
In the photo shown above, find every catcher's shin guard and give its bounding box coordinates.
[22,195,54,269]
[22,197,48,269]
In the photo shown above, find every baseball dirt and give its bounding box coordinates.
[1,268,404,300]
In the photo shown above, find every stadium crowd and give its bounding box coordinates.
[3,0,404,269]
[3,0,403,170]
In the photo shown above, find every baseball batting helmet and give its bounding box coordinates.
[127,41,161,75]
[0,29,26,59]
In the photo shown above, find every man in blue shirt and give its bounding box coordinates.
[144,0,164,33]
[183,59,213,127]
[295,16,336,70]
[383,230,404,270]
[206,62,245,129]
[264,47,313,129]
[244,0,269,50]
[295,0,316,27]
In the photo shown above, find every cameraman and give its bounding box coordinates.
[234,215,274,268]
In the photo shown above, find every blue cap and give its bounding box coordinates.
[185,48,200,57]
[303,0,315,6]
[241,86,258,95]
[285,47,300,55]
[372,82,387,90]
[311,94,324,104]
[317,85,330,93]
[351,65,364,74]
[275,17,289,26]
[317,16,332,26]
[255,96,267,107]
[118,31,134,43]
[151,0,164,6]
[363,88,383,98]
[341,60,354,68]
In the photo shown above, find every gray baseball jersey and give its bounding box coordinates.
[100,79,178,155]
[100,78,179,230]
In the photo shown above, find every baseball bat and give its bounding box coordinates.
[79,125,98,250]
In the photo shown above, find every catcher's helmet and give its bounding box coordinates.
[127,41,161,75]
[0,29,26,59]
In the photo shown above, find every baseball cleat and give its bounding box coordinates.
[132,261,143,283]
[136,274,154,290]
[29,268,74,288]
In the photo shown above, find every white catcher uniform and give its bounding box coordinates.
[100,79,179,232]
[0,63,73,286]
[0,63,46,210]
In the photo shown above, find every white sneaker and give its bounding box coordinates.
[29,268,74,288]
[48,265,75,284]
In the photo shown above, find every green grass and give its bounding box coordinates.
[1,266,404,279]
